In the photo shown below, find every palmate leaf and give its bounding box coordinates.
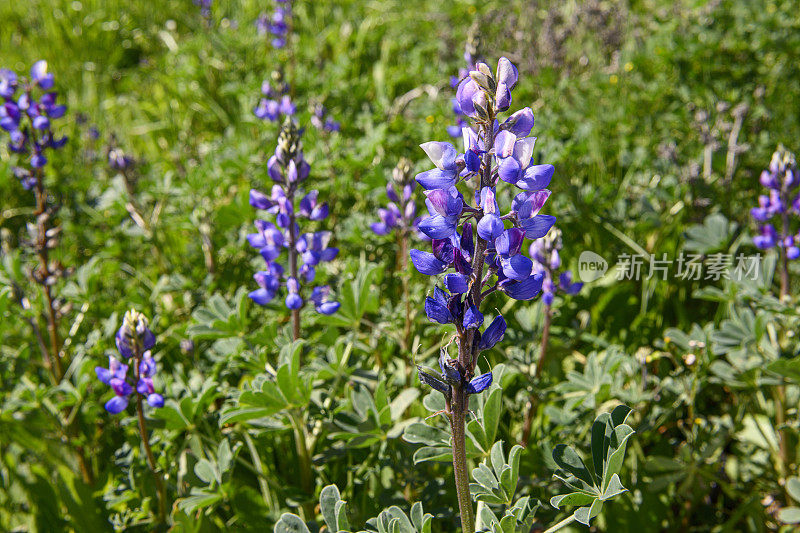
[274,484,431,533]
[477,495,538,533]
[470,441,525,506]
[550,405,634,526]
[187,289,250,340]
[682,212,737,254]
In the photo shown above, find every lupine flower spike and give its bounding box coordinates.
[371,158,422,238]
[96,309,164,414]
[97,309,168,522]
[751,147,799,298]
[411,56,554,533]
[1,60,70,382]
[248,117,340,340]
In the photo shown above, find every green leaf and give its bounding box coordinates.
[600,473,627,501]
[412,446,452,464]
[552,444,595,489]
[603,424,634,488]
[335,499,351,531]
[472,463,499,490]
[403,422,449,446]
[274,513,312,533]
[787,477,800,502]
[778,507,800,524]
[177,490,223,513]
[550,492,596,509]
[194,459,218,485]
[573,498,604,525]
[767,357,800,383]
[390,389,420,421]
[320,485,341,532]
[482,387,502,448]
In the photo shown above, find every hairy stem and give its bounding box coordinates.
[449,386,474,533]
[521,302,552,447]
[134,347,167,524]
[33,170,63,382]
[32,162,94,484]
[775,212,792,486]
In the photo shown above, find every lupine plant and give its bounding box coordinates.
[520,227,582,446]
[0,61,68,377]
[751,146,799,298]
[372,157,422,351]
[0,61,96,484]
[97,309,168,524]
[248,117,340,341]
[410,56,559,532]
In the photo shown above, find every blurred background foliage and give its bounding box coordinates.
[1,0,800,531]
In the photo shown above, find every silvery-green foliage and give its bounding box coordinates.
[550,405,635,526]
[273,484,433,533]
[471,441,539,533]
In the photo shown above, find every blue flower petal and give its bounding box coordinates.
[419,215,457,240]
[519,215,556,240]
[516,164,554,191]
[501,272,544,300]
[477,214,505,241]
[478,315,507,350]
[500,254,533,281]
[444,273,470,293]
[410,249,448,275]
[416,168,458,190]
[462,305,484,330]
[465,372,493,394]
[105,395,129,414]
[425,296,453,324]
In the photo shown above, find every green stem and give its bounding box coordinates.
[289,411,315,520]
[449,387,474,533]
[543,514,576,533]
[134,345,167,524]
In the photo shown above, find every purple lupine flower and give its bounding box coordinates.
[371,158,425,239]
[258,0,292,49]
[248,117,339,316]
[108,146,134,171]
[750,147,800,259]
[194,0,212,21]
[529,227,582,306]
[0,61,68,191]
[310,103,341,133]
[254,75,295,123]
[413,57,556,398]
[97,310,164,414]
